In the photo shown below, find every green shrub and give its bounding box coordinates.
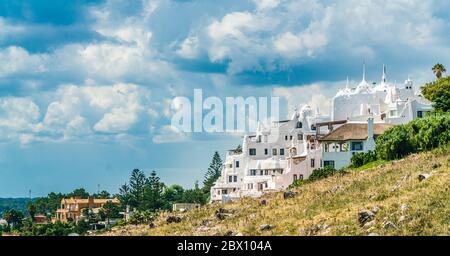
[376,113,450,160]
[128,210,155,224]
[350,151,378,168]
[309,166,342,181]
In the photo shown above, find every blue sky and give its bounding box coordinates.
[1,0,449,197]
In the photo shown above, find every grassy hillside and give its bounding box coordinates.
[102,147,450,236]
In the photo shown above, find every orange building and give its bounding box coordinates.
[54,196,120,223]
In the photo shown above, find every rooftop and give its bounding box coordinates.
[319,123,393,142]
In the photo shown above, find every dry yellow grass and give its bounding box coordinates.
[103,148,450,236]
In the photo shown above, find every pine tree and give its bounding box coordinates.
[203,151,223,196]
[143,171,165,211]
[129,169,147,208]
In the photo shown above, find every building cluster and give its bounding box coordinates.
[211,65,433,202]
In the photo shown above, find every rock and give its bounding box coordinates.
[418,173,432,182]
[432,163,441,169]
[400,204,408,214]
[216,213,232,221]
[166,215,185,224]
[330,185,342,194]
[201,219,212,226]
[368,233,379,236]
[372,205,380,214]
[363,220,376,229]
[148,223,156,229]
[260,199,268,206]
[283,191,298,199]
[224,231,238,236]
[358,210,375,226]
[216,208,233,214]
[383,221,397,229]
[259,224,274,231]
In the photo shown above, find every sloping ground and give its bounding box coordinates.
[102,148,450,236]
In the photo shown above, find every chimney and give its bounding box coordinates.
[367,117,374,139]
[366,116,375,151]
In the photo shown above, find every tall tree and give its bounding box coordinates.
[183,181,207,205]
[432,63,446,79]
[27,202,36,222]
[203,151,223,195]
[143,171,165,211]
[129,169,147,208]
[67,188,89,199]
[118,183,133,208]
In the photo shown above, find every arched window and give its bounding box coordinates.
[296,122,303,129]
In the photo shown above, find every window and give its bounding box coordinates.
[260,170,264,176]
[298,133,303,140]
[290,135,293,140]
[264,170,269,175]
[311,125,317,131]
[272,148,277,155]
[228,176,233,182]
[299,174,304,180]
[250,170,257,176]
[265,148,268,155]
[222,189,228,195]
[234,176,238,182]
[324,161,335,168]
[293,174,298,181]
[417,111,424,118]
[280,148,285,155]
[248,183,254,189]
[390,110,397,117]
[236,161,240,168]
[296,122,303,128]
[265,183,268,188]
[311,159,315,168]
[285,135,288,141]
[249,148,256,155]
[351,142,363,151]
[257,135,262,143]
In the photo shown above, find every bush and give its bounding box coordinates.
[350,151,378,168]
[128,210,155,225]
[376,113,450,160]
[309,166,342,181]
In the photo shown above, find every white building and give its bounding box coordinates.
[332,65,433,124]
[211,65,433,202]
[210,106,329,202]
[319,118,393,170]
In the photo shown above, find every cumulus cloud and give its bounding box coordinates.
[273,81,344,117]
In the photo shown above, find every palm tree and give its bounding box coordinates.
[432,63,446,79]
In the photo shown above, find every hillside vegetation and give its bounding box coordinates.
[102,147,450,236]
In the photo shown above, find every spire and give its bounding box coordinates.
[362,60,366,82]
[382,64,387,83]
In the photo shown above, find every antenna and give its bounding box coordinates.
[97,184,100,194]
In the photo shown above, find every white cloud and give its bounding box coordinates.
[0,46,48,77]
[152,125,190,144]
[176,36,200,59]
[252,0,281,11]
[273,81,344,117]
